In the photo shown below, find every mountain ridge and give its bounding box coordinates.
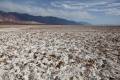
[0,11,90,25]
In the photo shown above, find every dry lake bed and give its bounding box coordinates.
[0,25,120,80]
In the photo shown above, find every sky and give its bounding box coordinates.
[0,0,120,25]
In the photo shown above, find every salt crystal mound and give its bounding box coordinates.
[0,31,120,80]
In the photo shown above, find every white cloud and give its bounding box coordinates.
[51,0,120,16]
[51,1,108,9]
[107,3,120,8]
[105,8,120,16]
[51,1,85,9]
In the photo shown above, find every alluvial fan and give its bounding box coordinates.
[0,31,120,80]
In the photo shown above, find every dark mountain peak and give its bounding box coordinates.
[0,10,90,25]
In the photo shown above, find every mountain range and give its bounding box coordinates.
[0,11,90,25]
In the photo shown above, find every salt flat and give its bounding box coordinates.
[0,25,120,80]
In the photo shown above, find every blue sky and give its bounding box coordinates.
[0,0,120,25]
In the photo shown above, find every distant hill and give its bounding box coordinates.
[0,11,90,25]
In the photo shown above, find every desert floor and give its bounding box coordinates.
[0,25,120,80]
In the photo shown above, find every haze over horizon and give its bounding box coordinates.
[0,0,120,25]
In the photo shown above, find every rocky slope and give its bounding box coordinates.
[0,30,120,80]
